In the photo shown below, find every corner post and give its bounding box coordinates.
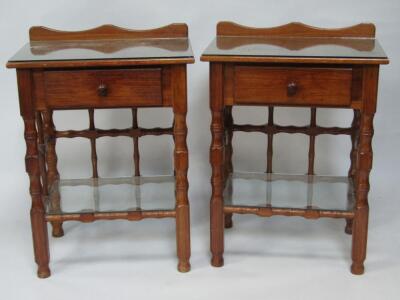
[346,109,361,235]
[42,110,64,237]
[224,106,233,228]
[17,69,50,278]
[351,65,379,275]
[210,63,225,266]
[171,64,191,272]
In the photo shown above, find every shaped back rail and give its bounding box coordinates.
[29,23,189,41]
[216,21,376,38]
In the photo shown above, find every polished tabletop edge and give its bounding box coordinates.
[200,36,389,64]
[7,37,195,68]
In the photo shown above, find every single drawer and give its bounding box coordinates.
[233,66,353,106]
[43,68,162,108]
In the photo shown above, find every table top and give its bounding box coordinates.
[7,38,194,68]
[201,36,388,64]
[7,24,194,68]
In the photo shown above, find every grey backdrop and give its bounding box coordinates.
[0,0,399,299]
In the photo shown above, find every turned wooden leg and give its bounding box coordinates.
[351,112,374,275]
[131,108,140,177]
[351,66,378,275]
[210,63,225,267]
[43,111,64,238]
[352,206,369,275]
[349,110,361,178]
[172,65,191,272]
[224,107,233,229]
[17,70,50,278]
[345,174,355,236]
[49,198,63,237]
[345,219,353,235]
[36,112,48,197]
[24,117,51,278]
[224,214,233,229]
[346,110,360,235]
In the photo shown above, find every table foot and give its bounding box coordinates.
[224,214,233,229]
[351,263,364,275]
[51,222,64,237]
[178,261,191,273]
[37,266,51,278]
[211,255,224,267]
[345,219,353,235]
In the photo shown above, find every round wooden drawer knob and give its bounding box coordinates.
[97,83,108,97]
[287,82,298,96]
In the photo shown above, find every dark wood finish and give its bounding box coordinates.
[233,66,353,106]
[349,110,361,178]
[55,126,173,139]
[46,210,176,222]
[132,108,140,176]
[203,22,388,275]
[8,24,193,277]
[214,36,378,52]
[42,68,162,109]
[201,55,388,66]
[232,123,353,136]
[36,112,48,196]
[216,21,376,38]
[17,70,51,278]
[308,108,317,175]
[266,107,274,173]
[346,109,361,235]
[172,64,191,272]
[88,109,98,178]
[224,206,354,219]
[7,24,193,69]
[29,23,189,41]
[27,39,191,55]
[201,22,388,65]
[7,57,195,69]
[351,65,379,275]
[224,107,233,229]
[210,62,225,267]
[42,111,64,237]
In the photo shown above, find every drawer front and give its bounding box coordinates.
[43,68,162,108]
[233,66,353,106]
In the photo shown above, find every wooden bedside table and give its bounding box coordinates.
[201,22,389,274]
[7,24,194,278]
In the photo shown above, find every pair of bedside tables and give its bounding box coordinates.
[7,22,388,278]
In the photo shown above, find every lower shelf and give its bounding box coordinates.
[45,176,176,221]
[224,172,355,217]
